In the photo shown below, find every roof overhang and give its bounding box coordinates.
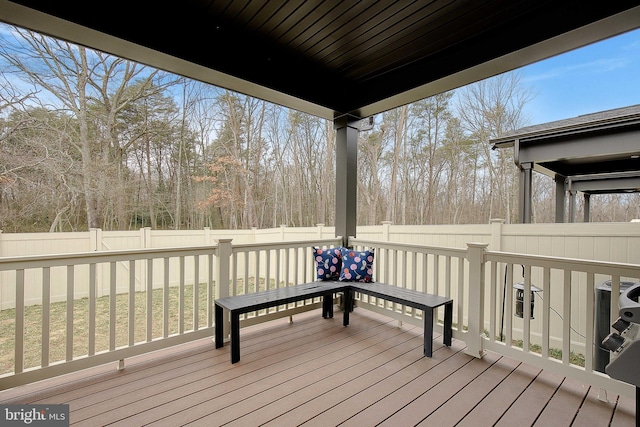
[2,1,640,120]
[494,107,640,179]
[493,105,640,197]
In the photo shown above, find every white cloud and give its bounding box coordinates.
[524,57,630,83]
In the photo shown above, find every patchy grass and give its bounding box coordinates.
[481,331,586,367]
[0,283,212,375]
[512,339,586,367]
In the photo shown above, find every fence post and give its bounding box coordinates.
[382,220,392,241]
[489,219,504,251]
[216,239,233,339]
[204,227,211,245]
[89,228,99,251]
[466,242,488,358]
[144,227,152,248]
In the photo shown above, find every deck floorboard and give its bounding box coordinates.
[0,309,635,426]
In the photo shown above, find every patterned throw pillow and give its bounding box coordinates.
[339,248,374,282]
[313,247,343,281]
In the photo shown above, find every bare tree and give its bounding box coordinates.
[407,93,453,224]
[456,72,532,223]
[0,25,177,230]
[358,127,385,225]
[382,105,408,223]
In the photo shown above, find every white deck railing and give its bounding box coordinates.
[0,238,341,389]
[351,238,639,398]
[1,236,638,398]
[482,248,640,398]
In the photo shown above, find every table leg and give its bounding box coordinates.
[423,307,434,357]
[214,303,223,349]
[443,302,453,347]
[230,313,240,363]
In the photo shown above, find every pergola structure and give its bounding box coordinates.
[1,1,640,237]
[492,104,640,223]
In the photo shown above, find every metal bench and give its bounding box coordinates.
[345,282,453,357]
[214,281,344,363]
[214,281,453,363]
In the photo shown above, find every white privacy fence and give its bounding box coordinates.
[2,221,640,309]
[0,226,336,309]
[1,220,638,310]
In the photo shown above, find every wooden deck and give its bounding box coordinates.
[0,309,636,426]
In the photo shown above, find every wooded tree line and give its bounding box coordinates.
[1,25,638,233]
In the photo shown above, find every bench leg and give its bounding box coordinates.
[444,302,453,347]
[214,303,224,349]
[322,294,334,318]
[343,289,351,326]
[423,307,434,357]
[230,313,240,363]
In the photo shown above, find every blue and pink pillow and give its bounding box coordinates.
[339,248,374,282]
[314,247,342,281]
[314,246,375,282]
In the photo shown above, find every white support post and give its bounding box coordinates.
[216,239,233,340]
[465,242,488,358]
[91,228,104,297]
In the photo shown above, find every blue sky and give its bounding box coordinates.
[520,28,640,126]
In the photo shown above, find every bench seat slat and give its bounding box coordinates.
[215,281,344,314]
[349,282,451,310]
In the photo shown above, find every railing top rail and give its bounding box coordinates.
[0,238,346,271]
[0,245,219,271]
[230,237,343,253]
[485,250,640,277]
[350,238,468,258]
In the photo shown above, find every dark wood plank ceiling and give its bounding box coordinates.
[2,0,640,119]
